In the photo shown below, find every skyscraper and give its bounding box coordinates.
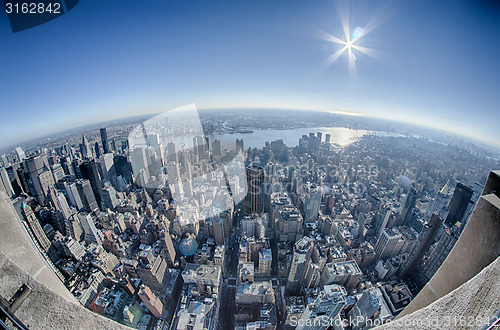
[100,128,110,154]
[286,236,314,295]
[236,139,244,153]
[374,227,403,261]
[374,203,393,238]
[398,188,417,227]
[76,179,99,213]
[24,153,54,206]
[245,165,265,214]
[138,285,164,319]
[78,213,103,245]
[399,213,443,277]
[80,159,103,210]
[166,142,178,163]
[80,134,91,159]
[325,134,331,144]
[444,182,474,227]
[427,180,451,217]
[99,153,116,184]
[303,183,322,223]
[212,139,221,156]
[347,290,382,330]
[15,147,26,163]
[420,224,461,282]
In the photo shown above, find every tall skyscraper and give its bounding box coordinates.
[80,134,91,159]
[212,139,221,156]
[78,213,103,245]
[138,285,164,319]
[420,224,461,282]
[286,236,314,295]
[427,180,451,217]
[100,128,110,154]
[15,147,26,163]
[113,155,133,184]
[347,290,382,330]
[316,132,322,142]
[76,179,99,213]
[94,142,101,159]
[166,142,178,163]
[245,165,265,214]
[325,134,331,144]
[398,188,417,227]
[303,183,322,223]
[236,139,244,153]
[80,160,103,210]
[99,153,116,184]
[24,153,55,206]
[374,227,403,261]
[399,213,443,277]
[444,182,474,227]
[161,231,177,267]
[374,203,393,238]
[193,136,207,160]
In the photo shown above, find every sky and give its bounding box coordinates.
[1,0,499,149]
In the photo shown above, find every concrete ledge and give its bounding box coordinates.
[0,251,130,329]
[377,255,500,330]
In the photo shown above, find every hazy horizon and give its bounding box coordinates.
[4,107,500,155]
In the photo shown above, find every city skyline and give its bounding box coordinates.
[1,0,500,149]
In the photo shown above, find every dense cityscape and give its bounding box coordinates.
[0,109,498,330]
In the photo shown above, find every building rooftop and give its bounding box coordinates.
[182,263,221,285]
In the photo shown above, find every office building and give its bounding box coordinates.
[25,153,54,206]
[399,213,443,277]
[321,260,362,289]
[80,134,91,159]
[78,213,103,245]
[374,203,393,238]
[100,128,110,154]
[138,285,164,319]
[298,285,346,330]
[420,224,461,282]
[399,188,417,227]
[15,147,26,162]
[236,139,244,153]
[444,182,474,227]
[303,183,322,223]
[374,227,403,261]
[20,203,52,254]
[76,179,99,213]
[79,159,103,210]
[286,236,314,295]
[347,291,382,330]
[245,165,265,214]
[212,139,221,156]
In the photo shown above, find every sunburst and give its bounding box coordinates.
[311,0,391,74]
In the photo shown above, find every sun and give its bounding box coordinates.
[311,1,387,74]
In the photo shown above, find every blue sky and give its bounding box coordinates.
[1,0,499,149]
